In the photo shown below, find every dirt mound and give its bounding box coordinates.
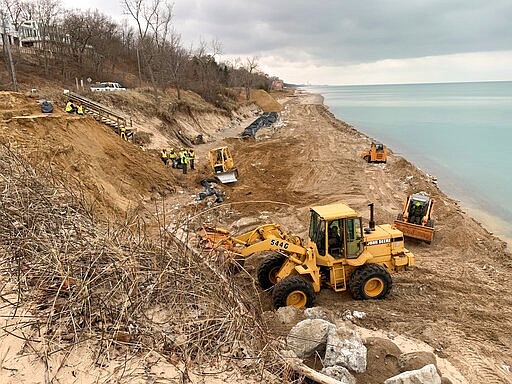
[250,89,283,112]
[0,92,177,218]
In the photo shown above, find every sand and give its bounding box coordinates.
[1,89,511,383]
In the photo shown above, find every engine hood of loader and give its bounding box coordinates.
[363,224,404,247]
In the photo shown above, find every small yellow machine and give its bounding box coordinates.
[209,146,238,183]
[199,202,414,308]
[394,193,435,243]
[361,142,387,163]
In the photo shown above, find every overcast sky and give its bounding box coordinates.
[61,0,512,85]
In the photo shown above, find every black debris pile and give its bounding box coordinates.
[242,112,278,137]
[197,179,224,203]
[40,100,54,113]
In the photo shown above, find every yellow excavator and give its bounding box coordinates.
[209,146,238,183]
[394,193,435,243]
[199,202,414,308]
[361,142,387,163]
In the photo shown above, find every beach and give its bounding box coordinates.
[0,88,511,384]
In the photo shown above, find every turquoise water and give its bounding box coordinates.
[306,81,512,243]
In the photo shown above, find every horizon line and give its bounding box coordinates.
[299,79,512,87]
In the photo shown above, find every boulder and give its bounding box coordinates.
[355,337,401,383]
[324,323,367,373]
[321,365,356,384]
[384,364,441,384]
[276,306,301,326]
[304,307,333,322]
[398,351,438,373]
[286,319,335,359]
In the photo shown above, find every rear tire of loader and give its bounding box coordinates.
[272,275,315,309]
[349,264,392,300]
[257,253,286,290]
[364,156,370,163]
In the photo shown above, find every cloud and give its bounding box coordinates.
[258,51,512,85]
[62,0,512,84]
[172,0,512,63]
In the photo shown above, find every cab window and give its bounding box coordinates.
[309,211,326,256]
[328,219,343,258]
[346,218,362,258]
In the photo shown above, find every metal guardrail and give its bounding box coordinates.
[65,91,133,133]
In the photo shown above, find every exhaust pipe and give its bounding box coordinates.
[368,203,375,231]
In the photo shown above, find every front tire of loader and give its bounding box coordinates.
[257,253,287,290]
[272,275,315,309]
[349,264,392,300]
[364,155,370,163]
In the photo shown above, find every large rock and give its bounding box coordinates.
[276,306,301,326]
[398,351,438,373]
[321,366,356,384]
[286,319,335,359]
[355,337,401,383]
[304,307,333,322]
[324,323,367,373]
[384,364,442,384]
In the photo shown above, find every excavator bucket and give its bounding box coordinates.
[197,226,235,250]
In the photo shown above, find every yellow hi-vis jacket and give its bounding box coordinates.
[65,101,73,112]
[77,105,84,115]
[161,150,168,158]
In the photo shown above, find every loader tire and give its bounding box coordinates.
[364,156,370,163]
[397,213,404,221]
[349,264,392,300]
[257,253,286,290]
[426,219,435,228]
[272,275,315,309]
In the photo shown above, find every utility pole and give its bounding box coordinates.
[1,11,18,92]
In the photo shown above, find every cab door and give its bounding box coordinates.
[345,218,363,258]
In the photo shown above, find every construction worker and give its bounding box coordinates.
[168,147,177,168]
[139,141,146,151]
[160,148,168,165]
[188,149,195,170]
[76,102,84,115]
[120,126,128,141]
[180,148,189,174]
[65,100,76,113]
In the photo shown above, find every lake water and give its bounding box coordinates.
[305,81,512,244]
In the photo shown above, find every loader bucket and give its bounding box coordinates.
[215,170,238,184]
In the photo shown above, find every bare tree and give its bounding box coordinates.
[242,56,259,101]
[165,32,190,100]
[123,0,173,89]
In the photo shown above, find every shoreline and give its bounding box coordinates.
[299,89,511,249]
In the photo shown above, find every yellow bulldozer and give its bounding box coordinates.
[394,193,435,243]
[209,146,238,183]
[361,142,387,163]
[199,202,414,308]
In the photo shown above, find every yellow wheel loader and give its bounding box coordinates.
[361,142,387,163]
[394,193,435,243]
[198,202,414,309]
[209,146,238,183]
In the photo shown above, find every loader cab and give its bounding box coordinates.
[309,204,364,261]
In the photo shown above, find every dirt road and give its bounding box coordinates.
[205,91,512,384]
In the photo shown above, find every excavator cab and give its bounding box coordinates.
[308,209,363,260]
